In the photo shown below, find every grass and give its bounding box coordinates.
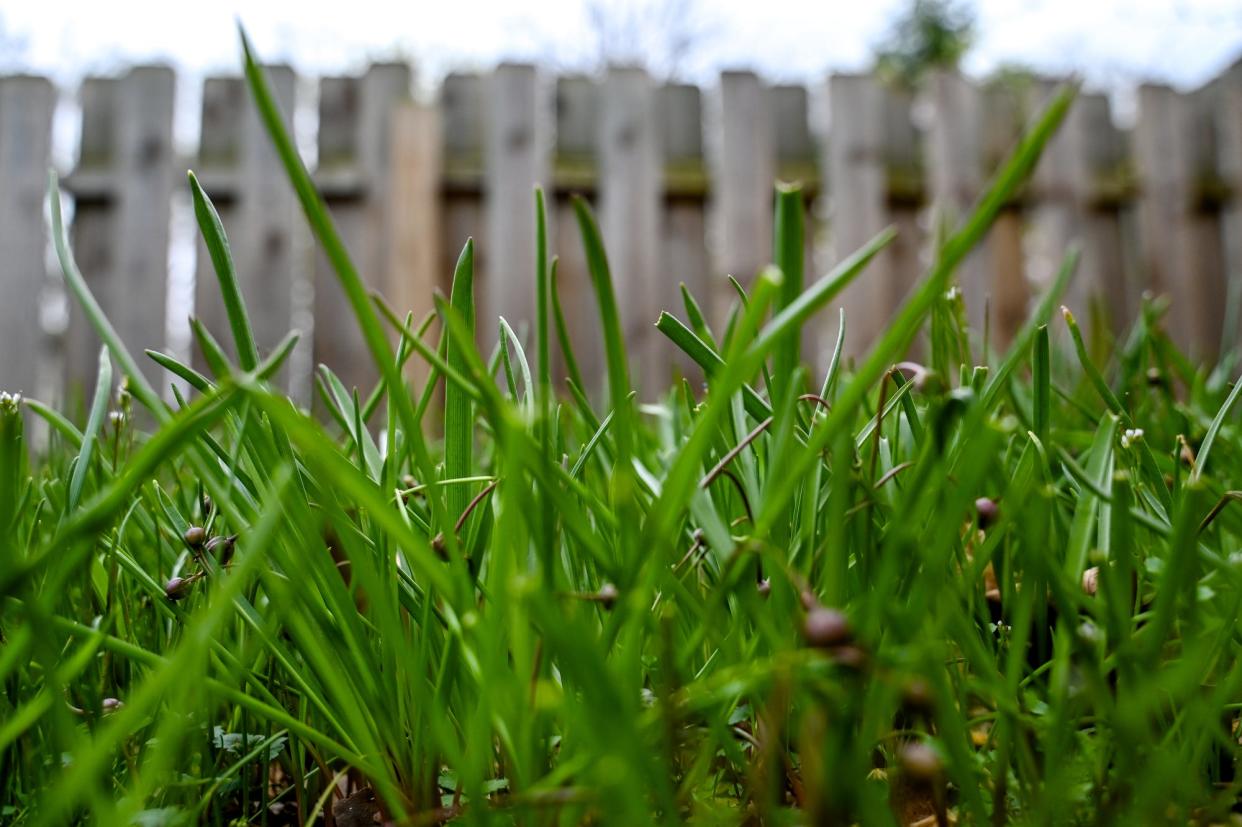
[3,28,1242,826]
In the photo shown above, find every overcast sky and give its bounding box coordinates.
[5,0,1242,91]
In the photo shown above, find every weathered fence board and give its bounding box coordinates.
[600,67,662,399]
[717,71,774,328]
[387,100,442,389]
[194,66,304,391]
[482,63,547,360]
[0,75,55,398]
[9,58,1242,411]
[826,73,892,362]
[66,67,176,395]
[927,70,989,337]
[316,63,413,396]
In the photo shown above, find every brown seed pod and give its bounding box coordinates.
[898,742,942,783]
[206,534,237,563]
[430,532,448,560]
[165,576,192,601]
[1081,566,1099,596]
[803,607,852,649]
[901,678,934,712]
[596,583,619,610]
[182,525,206,549]
[831,644,867,670]
[974,497,999,530]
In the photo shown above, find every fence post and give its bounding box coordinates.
[551,75,603,391]
[439,71,487,343]
[1134,84,1218,357]
[484,63,547,356]
[880,84,924,350]
[717,71,774,328]
[660,82,709,381]
[0,75,55,398]
[926,70,990,338]
[979,78,1029,350]
[1186,82,1228,358]
[388,100,442,389]
[771,83,820,367]
[66,76,118,398]
[1215,61,1242,355]
[826,73,891,361]
[313,63,412,397]
[600,66,661,399]
[194,66,305,391]
[65,67,175,396]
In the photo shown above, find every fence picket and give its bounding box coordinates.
[0,76,55,398]
[484,63,547,357]
[717,71,774,329]
[195,66,304,392]
[600,67,662,399]
[315,64,412,396]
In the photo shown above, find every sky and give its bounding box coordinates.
[4,0,1242,92]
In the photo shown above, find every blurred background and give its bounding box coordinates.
[1,0,1241,410]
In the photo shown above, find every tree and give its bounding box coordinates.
[874,0,975,88]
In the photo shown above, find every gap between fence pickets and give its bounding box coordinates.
[4,60,1242,410]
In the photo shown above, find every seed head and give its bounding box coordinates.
[183,525,206,548]
[831,644,867,670]
[898,742,942,783]
[975,497,999,530]
[901,678,934,712]
[165,576,192,601]
[803,607,852,649]
[1081,566,1099,596]
[597,583,619,610]
[206,534,237,563]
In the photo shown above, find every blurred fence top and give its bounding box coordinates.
[1,60,1241,407]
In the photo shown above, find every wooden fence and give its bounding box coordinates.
[1,60,1241,409]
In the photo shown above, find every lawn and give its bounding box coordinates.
[2,28,1242,826]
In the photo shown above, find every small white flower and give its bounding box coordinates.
[945,286,961,302]
[0,392,21,412]
[1120,428,1144,448]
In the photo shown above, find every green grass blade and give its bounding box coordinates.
[572,196,634,462]
[771,182,804,398]
[550,257,586,395]
[1033,324,1050,443]
[188,170,259,371]
[66,347,112,513]
[1190,373,1241,484]
[445,239,476,521]
[48,171,164,418]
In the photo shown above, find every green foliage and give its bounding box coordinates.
[3,27,1242,827]
[875,0,975,87]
